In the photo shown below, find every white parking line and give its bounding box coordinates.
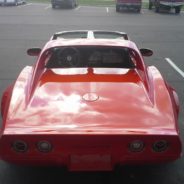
[45,5,51,10]
[106,7,109,13]
[165,58,184,78]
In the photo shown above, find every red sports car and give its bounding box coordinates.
[0,30,182,171]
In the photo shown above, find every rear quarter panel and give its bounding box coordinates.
[147,66,179,133]
[1,66,33,127]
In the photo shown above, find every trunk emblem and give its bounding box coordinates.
[83,93,99,102]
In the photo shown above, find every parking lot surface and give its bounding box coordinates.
[0,3,184,184]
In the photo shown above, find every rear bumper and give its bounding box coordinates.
[0,134,182,171]
[51,0,72,6]
[159,1,184,7]
[0,1,25,5]
[116,2,142,8]
[0,2,16,5]
[1,155,181,171]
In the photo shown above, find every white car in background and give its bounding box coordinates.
[0,0,26,6]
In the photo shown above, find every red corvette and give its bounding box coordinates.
[0,30,182,171]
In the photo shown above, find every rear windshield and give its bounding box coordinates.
[56,32,87,39]
[46,46,135,69]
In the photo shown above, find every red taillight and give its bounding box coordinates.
[37,141,52,153]
[129,140,144,152]
[12,140,28,153]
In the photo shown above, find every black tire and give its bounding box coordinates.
[70,0,76,8]
[116,5,120,12]
[69,2,74,8]
[136,7,141,13]
[149,2,153,10]
[155,4,160,12]
[75,0,78,7]
[14,0,18,6]
[175,6,181,14]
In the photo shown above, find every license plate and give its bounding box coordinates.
[70,154,112,171]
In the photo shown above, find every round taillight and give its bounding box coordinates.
[129,140,144,152]
[37,141,52,153]
[153,140,168,152]
[12,140,28,153]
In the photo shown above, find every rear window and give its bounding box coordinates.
[56,32,87,39]
[93,31,128,39]
[46,46,135,69]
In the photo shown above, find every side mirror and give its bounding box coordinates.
[140,48,153,57]
[27,48,41,56]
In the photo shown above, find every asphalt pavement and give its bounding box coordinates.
[0,3,184,184]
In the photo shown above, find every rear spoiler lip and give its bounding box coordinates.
[51,30,129,40]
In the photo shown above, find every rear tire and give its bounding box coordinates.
[155,4,160,12]
[175,6,181,14]
[116,5,120,12]
[136,7,141,13]
[14,1,18,6]
[75,0,78,7]
[69,0,75,9]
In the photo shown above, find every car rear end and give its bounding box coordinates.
[1,0,17,6]
[0,65,182,170]
[0,0,4,6]
[160,0,184,13]
[159,0,183,7]
[51,0,76,9]
[0,30,182,171]
[116,0,142,12]
[1,0,25,6]
[0,131,181,171]
[149,0,184,13]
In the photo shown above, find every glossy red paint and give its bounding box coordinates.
[2,67,179,135]
[0,36,182,171]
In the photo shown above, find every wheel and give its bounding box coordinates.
[149,1,153,10]
[69,0,75,9]
[175,6,181,14]
[75,0,78,7]
[155,4,160,12]
[14,0,18,6]
[116,5,120,12]
[136,7,141,13]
